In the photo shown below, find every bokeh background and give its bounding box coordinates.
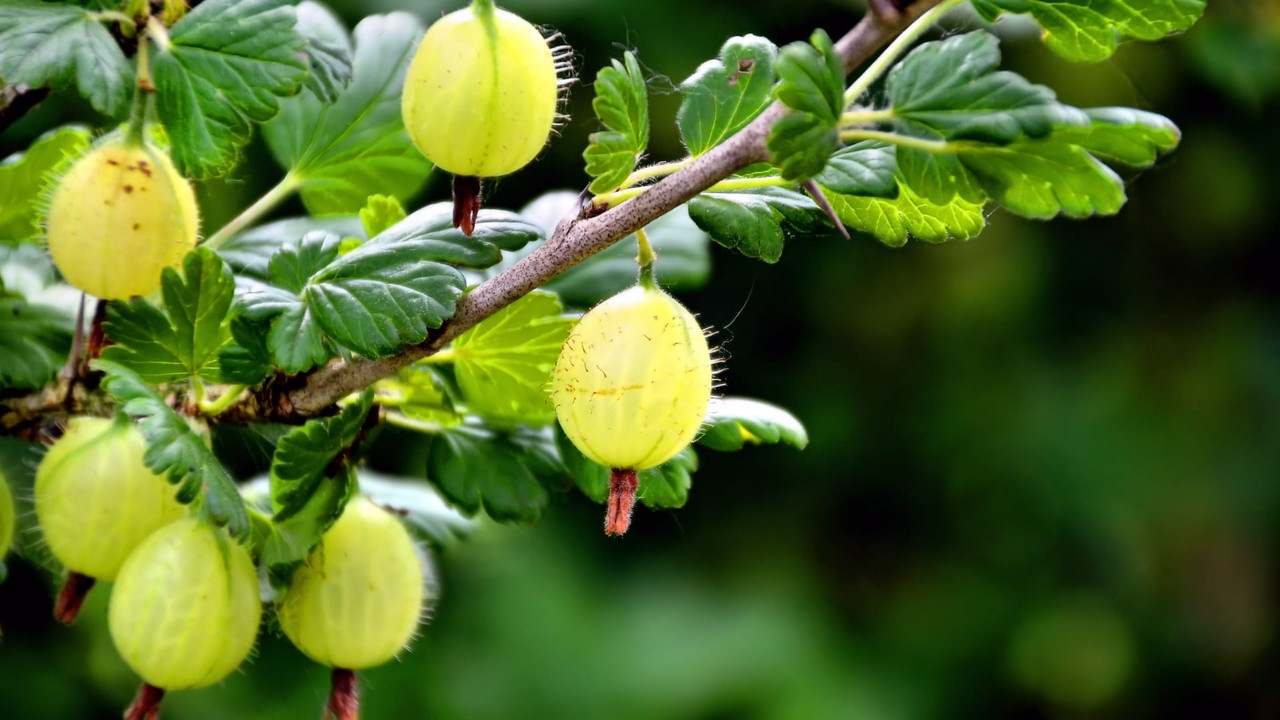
[2,0,1279,718]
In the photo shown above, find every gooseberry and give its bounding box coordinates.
[108,518,262,719]
[0,470,13,558]
[45,137,199,299]
[401,0,566,234]
[552,282,713,535]
[35,415,186,623]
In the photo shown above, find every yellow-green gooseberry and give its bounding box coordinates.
[108,518,262,717]
[45,137,198,299]
[0,470,14,562]
[552,283,713,535]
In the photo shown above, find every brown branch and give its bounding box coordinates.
[0,84,52,134]
[2,1,947,430]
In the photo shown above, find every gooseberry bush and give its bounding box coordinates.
[0,0,1202,717]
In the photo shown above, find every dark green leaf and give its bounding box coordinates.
[218,216,364,280]
[687,187,827,263]
[697,397,809,452]
[450,291,574,426]
[678,35,778,156]
[270,390,372,522]
[294,0,352,103]
[814,141,898,198]
[0,297,70,389]
[372,202,542,268]
[93,360,249,540]
[359,470,476,546]
[0,126,91,243]
[152,0,309,177]
[885,31,1088,144]
[0,2,132,116]
[101,248,235,383]
[824,179,986,248]
[768,30,844,180]
[427,421,561,523]
[217,316,273,385]
[971,0,1206,63]
[556,424,697,510]
[584,52,649,193]
[260,464,355,567]
[237,231,341,373]
[360,194,406,238]
[263,13,431,214]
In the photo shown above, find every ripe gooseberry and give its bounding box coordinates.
[45,137,198,299]
[552,280,713,535]
[35,415,186,623]
[277,496,425,720]
[401,0,569,234]
[108,518,262,720]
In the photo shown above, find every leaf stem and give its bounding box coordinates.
[838,129,959,153]
[383,411,447,435]
[615,159,693,192]
[124,38,151,147]
[840,108,896,127]
[199,384,248,417]
[842,0,966,108]
[202,172,302,250]
[596,174,792,208]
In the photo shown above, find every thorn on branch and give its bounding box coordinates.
[802,179,850,240]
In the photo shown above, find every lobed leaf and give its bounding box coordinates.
[0,2,132,116]
[359,194,406,238]
[263,13,431,214]
[427,421,562,523]
[678,35,778,156]
[269,390,373,522]
[371,202,542,268]
[824,179,986,248]
[584,52,650,193]
[218,215,364,281]
[293,0,353,103]
[152,0,309,177]
[768,30,845,181]
[971,0,1206,63]
[687,187,828,263]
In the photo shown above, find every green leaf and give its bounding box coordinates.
[218,215,364,280]
[0,126,91,243]
[372,202,542,268]
[217,316,273,385]
[263,13,431,214]
[958,141,1125,220]
[450,291,575,426]
[93,359,249,540]
[259,464,355,568]
[556,425,698,510]
[584,52,650,193]
[0,2,132,116]
[152,0,309,177]
[0,297,70,389]
[359,470,476,547]
[294,0,352,104]
[376,364,461,426]
[768,30,844,181]
[1050,107,1181,166]
[885,31,1089,145]
[825,179,986,248]
[687,187,827,263]
[678,35,778,156]
[427,421,561,523]
[238,231,342,373]
[697,397,809,452]
[360,194,406,238]
[270,391,372,522]
[814,141,898,198]
[971,0,1206,63]
[101,248,235,383]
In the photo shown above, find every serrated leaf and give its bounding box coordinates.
[0,297,70,389]
[270,390,372,521]
[372,202,542,268]
[697,397,809,452]
[427,421,561,523]
[825,179,986,248]
[218,215,364,281]
[294,0,352,104]
[584,52,649,193]
[263,13,431,214]
[376,364,461,426]
[971,0,1206,63]
[152,0,309,177]
[216,316,273,385]
[885,31,1089,144]
[360,194,406,238]
[895,146,987,205]
[1050,107,1181,166]
[687,187,827,263]
[449,291,574,426]
[0,2,132,116]
[93,360,249,540]
[260,464,355,567]
[101,248,235,383]
[768,30,844,181]
[678,35,778,156]
[958,141,1125,219]
[237,231,341,373]
[0,126,91,243]
[555,424,697,510]
[814,141,898,198]
[359,470,476,546]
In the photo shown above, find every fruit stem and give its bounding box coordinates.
[452,175,482,236]
[53,572,96,625]
[605,469,639,536]
[471,0,496,17]
[636,227,658,290]
[203,172,302,250]
[123,683,165,720]
[325,668,359,720]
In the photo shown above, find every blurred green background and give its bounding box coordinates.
[3,0,1279,718]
